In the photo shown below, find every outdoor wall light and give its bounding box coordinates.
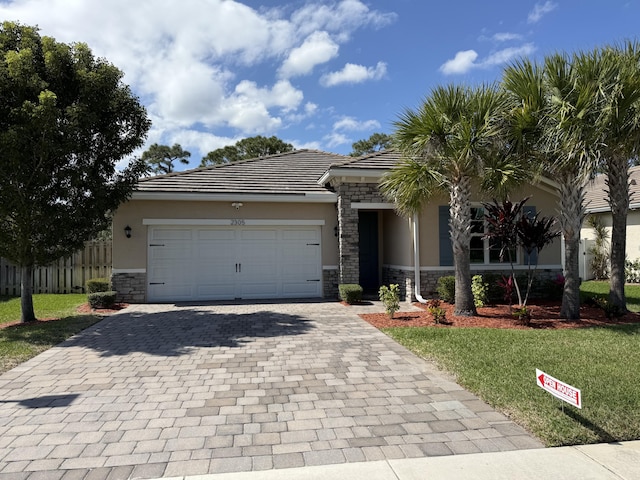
[124,225,132,238]
[232,202,243,209]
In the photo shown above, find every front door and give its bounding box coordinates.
[358,211,379,293]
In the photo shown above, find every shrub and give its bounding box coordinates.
[481,273,503,304]
[593,296,624,319]
[471,275,489,307]
[88,291,117,309]
[379,284,400,318]
[542,274,565,301]
[339,284,363,304]
[625,259,640,283]
[436,276,455,303]
[426,299,447,324]
[86,278,110,294]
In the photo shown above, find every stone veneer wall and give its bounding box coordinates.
[112,272,146,303]
[323,268,339,299]
[383,266,564,301]
[333,181,386,285]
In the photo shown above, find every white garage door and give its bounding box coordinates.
[147,226,322,302]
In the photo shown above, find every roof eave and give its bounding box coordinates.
[318,168,390,186]
[130,191,338,203]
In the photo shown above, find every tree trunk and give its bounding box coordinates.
[20,264,37,323]
[450,176,477,316]
[558,172,585,320]
[606,159,629,311]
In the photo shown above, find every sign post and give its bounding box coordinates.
[536,369,582,409]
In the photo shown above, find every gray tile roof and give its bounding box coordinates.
[135,149,349,196]
[584,166,640,213]
[328,149,404,169]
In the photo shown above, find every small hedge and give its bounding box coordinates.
[339,284,363,304]
[86,278,110,294]
[88,291,117,309]
[436,276,455,303]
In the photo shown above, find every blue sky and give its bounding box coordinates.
[1,1,639,168]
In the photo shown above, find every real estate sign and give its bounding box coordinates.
[536,369,582,409]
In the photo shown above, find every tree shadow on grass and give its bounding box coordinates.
[54,308,314,357]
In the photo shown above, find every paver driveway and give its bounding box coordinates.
[0,301,542,479]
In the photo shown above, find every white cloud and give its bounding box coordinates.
[440,44,536,75]
[324,132,351,148]
[279,31,339,78]
[439,50,479,75]
[493,32,523,42]
[292,0,397,41]
[320,62,387,87]
[528,1,557,24]
[0,0,394,157]
[333,117,381,131]
[483,44,536,66]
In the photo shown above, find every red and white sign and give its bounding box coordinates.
[536,369,582,409]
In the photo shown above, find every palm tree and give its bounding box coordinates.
[502,55,588,319]
[380,84,526,316]
[582,43,640,310]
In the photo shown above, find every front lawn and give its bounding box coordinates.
[580,280,640,312]
[0,293,88,326]
[384,323,640,446]
[0,294,102,374]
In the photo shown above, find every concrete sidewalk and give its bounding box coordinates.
[162,441,640,480]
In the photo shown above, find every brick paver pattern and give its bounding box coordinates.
[0,302,542,479]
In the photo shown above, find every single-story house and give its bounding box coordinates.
[580,165,640,280]
[111,149,563,303]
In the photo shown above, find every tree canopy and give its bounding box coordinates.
[142,143,190,175]
[200,135,293,166]
[0,22,150,322]
[349,132,393,157]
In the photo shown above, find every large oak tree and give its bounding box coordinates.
[0,22,150,322]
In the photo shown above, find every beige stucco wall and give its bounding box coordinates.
[581,210,640,261]
[112,199,339,270]
[411,183,562,268]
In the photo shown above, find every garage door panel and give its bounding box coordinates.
[151,229,193,241]
[148,225,322,302]
[198,229,236,241]
[282,281,321,296]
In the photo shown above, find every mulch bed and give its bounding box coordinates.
[359,301,640,330]
[0,303,128,330]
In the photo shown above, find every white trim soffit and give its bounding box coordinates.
[143,219,326,226]
[112,268,146,274]
[317,168,389,185]
[132,192,337,203]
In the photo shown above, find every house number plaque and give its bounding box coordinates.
[230,219,246,226]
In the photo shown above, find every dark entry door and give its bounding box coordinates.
[358,211,379,293]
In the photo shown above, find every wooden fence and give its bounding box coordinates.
[0,241,112,296]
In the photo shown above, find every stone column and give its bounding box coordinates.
[337,184,360,284]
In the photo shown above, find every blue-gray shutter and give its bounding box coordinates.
[523,206,537,266]
[439,206,453,266]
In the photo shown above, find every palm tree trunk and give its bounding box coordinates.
[450,176,477,316]
[606,159,629,311]
[558,172,585,320]
[20,264,37,323]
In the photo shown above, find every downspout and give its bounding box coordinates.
[413,213,428,303]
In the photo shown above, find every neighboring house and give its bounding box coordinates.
[580,165,640,280]
[111,149,563,303]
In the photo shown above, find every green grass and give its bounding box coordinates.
[580,280,640,312]
[0,315,102,374]
[384,324,640,447]
[0,294,88,325]
[0,294,102,374]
